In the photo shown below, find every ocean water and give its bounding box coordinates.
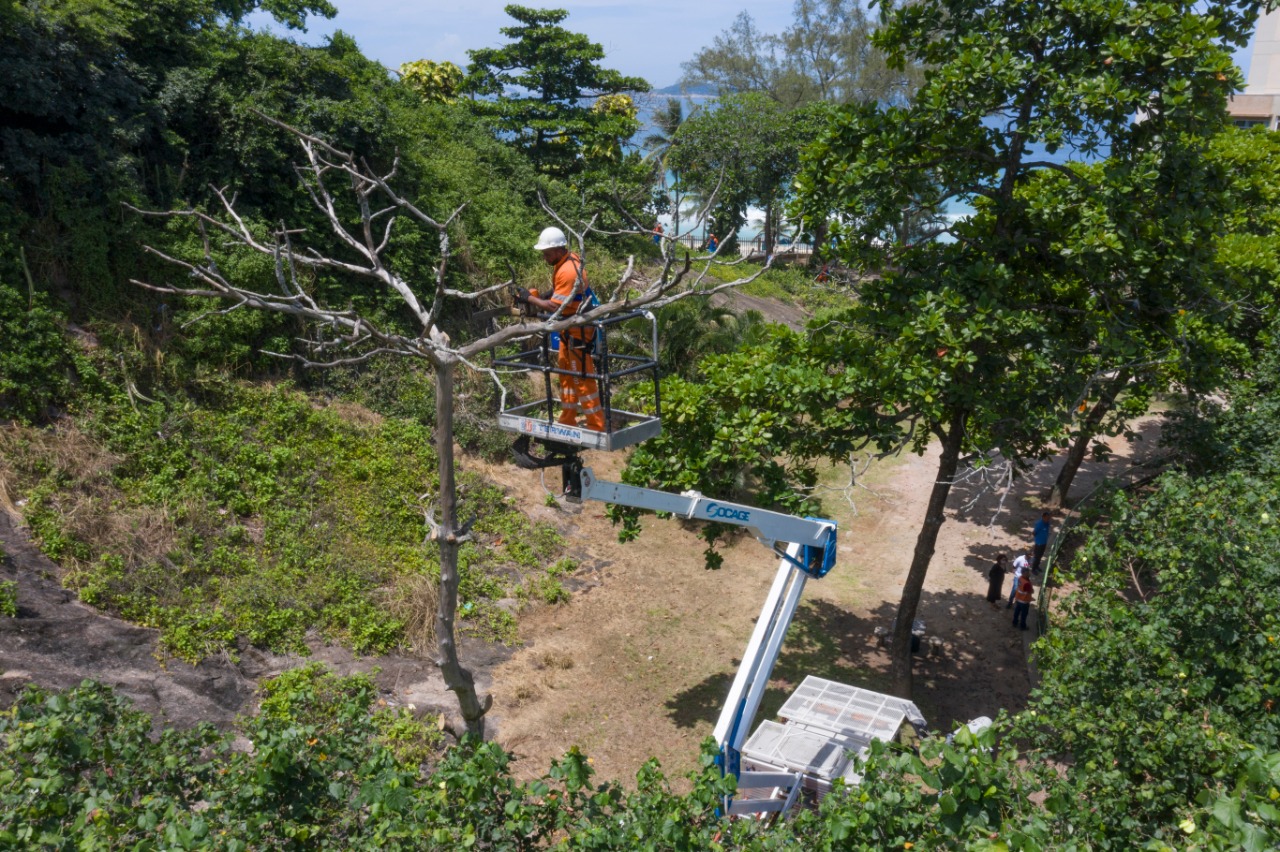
[631,95,1105,243]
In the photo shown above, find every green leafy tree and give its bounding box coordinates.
[464,5,649,178]
[788,0,1265,696]
[668,92,821,255]
[1026,128,1280,506]
[616,330,843,568]
[682,0,922,109]
[398,58,465,103]
[1168,307,1280,479]
[1212,127,1280,321]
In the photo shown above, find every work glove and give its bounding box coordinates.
[513,287,530,303]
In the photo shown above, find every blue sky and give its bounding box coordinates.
[254,2,1259,93]
[250,1,797,90]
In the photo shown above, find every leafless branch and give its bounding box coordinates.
[948,453,1018,523]
[132,112,774,378]
[1128,558,1149,602]
[791,450,892,517]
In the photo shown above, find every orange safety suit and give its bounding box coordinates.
[547,252,605,432]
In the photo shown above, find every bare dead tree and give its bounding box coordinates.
[128,115,769,739]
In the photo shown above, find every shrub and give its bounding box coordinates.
[0,581,15,617]
[1027,471,1280,843]
[0,283,79,423]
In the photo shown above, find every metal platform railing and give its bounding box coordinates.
[493,310,662,452]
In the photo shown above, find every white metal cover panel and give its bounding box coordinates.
[496,401,661,451]
[777,676,907,742]
[741,720,871,783]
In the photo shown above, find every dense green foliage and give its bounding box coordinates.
[464,5,649,180]
[8,626,1277,849]
[1030,472,1280,844]
[0,669,735,849]
[0,0,333,309]
[0,283,83,423]
[1169,325,1280,480]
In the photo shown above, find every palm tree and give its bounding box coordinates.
[656,298,768,381]
[643,98,692,239]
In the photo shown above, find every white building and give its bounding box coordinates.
[1229,9,1280,129]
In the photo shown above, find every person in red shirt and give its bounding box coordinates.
[515,227,606,432]
[1012,572,1034,631]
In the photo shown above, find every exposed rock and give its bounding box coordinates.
[0,508,501,734]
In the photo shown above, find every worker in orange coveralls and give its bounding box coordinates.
[514,226,606,432]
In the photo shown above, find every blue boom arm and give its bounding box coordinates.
[578,467,836,577]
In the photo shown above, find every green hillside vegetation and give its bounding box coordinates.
[0,372,569,661]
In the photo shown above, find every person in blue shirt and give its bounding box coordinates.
[1031,511,1052,573]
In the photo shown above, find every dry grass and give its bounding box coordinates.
[509,683,541,707]
[0,474,16,515]
[389,572,440,657]
[0,423,219,603]
[315,398,385,428]
[532,650,574,671]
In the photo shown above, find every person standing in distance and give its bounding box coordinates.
[986,554,1007,608]
[514,227,606,432]
[1012,571,1034,631]
[1007,552,1031,609]
[1031,511,1052,573]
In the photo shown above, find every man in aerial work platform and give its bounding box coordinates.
[513,226,606,433]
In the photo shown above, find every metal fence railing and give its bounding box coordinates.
[662,234,817,257]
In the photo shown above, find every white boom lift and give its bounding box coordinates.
[575,466,838,816]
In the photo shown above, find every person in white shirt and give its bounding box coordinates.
[1007,552,1031,609]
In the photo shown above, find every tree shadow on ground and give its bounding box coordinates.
[963,542,1012,581]
[664,588,1028,737]
[947,417,1167,538]
[664,598,890,732]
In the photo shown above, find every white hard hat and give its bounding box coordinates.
[533,226,568,251]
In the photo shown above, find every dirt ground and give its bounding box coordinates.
[0,417,1165,786]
